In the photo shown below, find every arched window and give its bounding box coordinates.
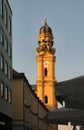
[45,95,48,103]
[44,68,47,77]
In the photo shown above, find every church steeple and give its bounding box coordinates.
[36,20,57,110]
[36,19,55,55]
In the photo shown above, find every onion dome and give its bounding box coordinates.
[36,19,55,54]
[39,21,52,35]
[38,19,54,43]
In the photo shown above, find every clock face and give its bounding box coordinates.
[43,61,49,67]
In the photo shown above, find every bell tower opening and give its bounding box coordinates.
[44,68,47,77]
[45,95,48,104]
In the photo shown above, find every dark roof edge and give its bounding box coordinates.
[57,75,84,84]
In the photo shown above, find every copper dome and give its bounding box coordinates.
[39,21,52,35]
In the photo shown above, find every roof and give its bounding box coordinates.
[13,69,25,78]
[56,75,84,109]
[44,75,84,126]
[44,107,84,125]
[39,21,52,35]
[31,84,36,90]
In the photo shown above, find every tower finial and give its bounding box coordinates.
[43,18,47,26]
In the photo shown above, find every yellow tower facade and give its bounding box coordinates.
[36,20,57,111]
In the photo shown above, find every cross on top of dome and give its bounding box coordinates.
[43,18,47,26]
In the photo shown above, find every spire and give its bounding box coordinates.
[43,18,47,26]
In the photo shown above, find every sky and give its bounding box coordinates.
[8,0,84,84]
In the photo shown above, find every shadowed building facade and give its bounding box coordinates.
[0,0,12,129]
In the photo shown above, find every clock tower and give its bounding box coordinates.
[36,20,57,110]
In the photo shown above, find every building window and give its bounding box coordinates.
[5,36,8,52]
[8,90,12,103]
[1,55,4,71]
[8,67,11,80]
[5,61,8,75]
[4,7,7,26]
[5,86,8,100]
[0,0,3,17]
[8,16,11,35]
[45,95,48,103]
[0,28,4,45]
[9,67,12,80]
[44,68,47,77]
[8,45,12,58]
[0,81,4,97]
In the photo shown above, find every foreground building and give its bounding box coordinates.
[12,69,53,130]
[0,0,12,129]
